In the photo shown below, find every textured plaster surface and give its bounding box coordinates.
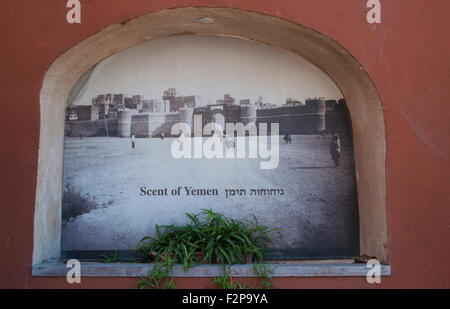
[1,0,448,289]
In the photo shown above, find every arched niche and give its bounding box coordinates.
[34,7,387,265]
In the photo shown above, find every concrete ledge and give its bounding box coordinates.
[33,262,391,277]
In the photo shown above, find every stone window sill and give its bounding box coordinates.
[32,261,391,277]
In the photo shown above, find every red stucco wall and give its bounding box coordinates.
[0,0,448,289]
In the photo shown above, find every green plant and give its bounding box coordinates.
[135,209,279,289]
[252,263,274,289]
[212,264,274,289]
[100,250,120,264]
[137,256,176,289]
[213,267,248,289]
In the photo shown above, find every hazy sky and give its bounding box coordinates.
[72,35,342,106]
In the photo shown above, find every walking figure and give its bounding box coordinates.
[177,130,184,143]
[224,134,235,150]
[330,133,341,168]
[131,134,136,149]
[160,133,165,140]
[283,134,292,144]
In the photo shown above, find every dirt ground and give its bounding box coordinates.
[61,135,359,253]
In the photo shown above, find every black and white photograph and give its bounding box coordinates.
[61,35,359,259]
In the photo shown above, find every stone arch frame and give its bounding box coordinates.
[34,7,388,265]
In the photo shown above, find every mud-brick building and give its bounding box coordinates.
[66,105,91,121]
